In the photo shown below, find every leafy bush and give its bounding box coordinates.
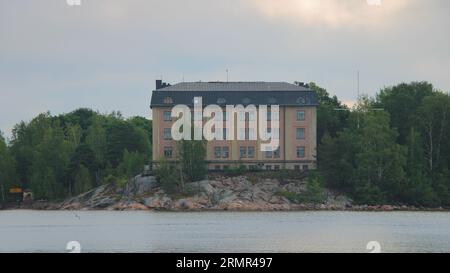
[276,190,300,203]
[224,164,247,176]
[155,159,181,195]
[278,173,326,204]
[300,174,326,203]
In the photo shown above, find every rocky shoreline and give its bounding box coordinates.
[10,174,447,212]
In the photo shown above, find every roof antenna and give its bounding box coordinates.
[226,69,229,82]
[357,70,360,102]
[357,70,360,129]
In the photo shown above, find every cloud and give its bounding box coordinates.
[248,0,409,28]
[1,0,450,139]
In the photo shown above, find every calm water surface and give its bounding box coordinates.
[0,210,449,253]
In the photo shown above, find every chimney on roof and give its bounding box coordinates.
[296,82,310,88]
[156,80,171,90]
[156,80,162,89]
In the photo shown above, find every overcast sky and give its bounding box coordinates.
[1,0,450,138]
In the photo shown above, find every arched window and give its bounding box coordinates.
[217,98,226,105]
[163,97,173,104]
[268,97,277,104]
[296,96,306,104]
[242,97,251,105]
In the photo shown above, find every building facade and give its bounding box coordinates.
[150,81,318,171]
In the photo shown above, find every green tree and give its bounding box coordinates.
[58,108,96,131]
[85,116,108,167]
[178,139,207,182]
[354,110,407,202]
[309,82,349,142]
[0,133,16,202]
[128,116,152,160]
[318,131,355,191]
[73,164,92,195]
[417,92,450,174]
[302,173,325,203]
[117,149,146,177]
[7,109,154,200]
[155,158,181,194]
[106,121,148,168]
[401,127,438,206]
[66,123,83,149]
[68,144,97,194]
[376,82,434,144]
[29,122,74,199]
[10,113,53,188]
[319,103,407,204]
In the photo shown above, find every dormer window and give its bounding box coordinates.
[268,97,277,104]
[163,97,173,104]
[296,96,306,104]
[217,98,226,105]
[242,97,251,105]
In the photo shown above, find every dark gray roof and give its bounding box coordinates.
[150,82,318,107]
[156,82,311,92]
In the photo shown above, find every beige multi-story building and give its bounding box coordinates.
[150,81,318,171]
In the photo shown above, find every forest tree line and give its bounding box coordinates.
[0,81,449,207]
[314,82,450,207]
[0,109,151,200]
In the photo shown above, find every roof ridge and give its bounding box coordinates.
[156,81,310,92]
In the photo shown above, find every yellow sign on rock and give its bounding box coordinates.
[9,188,23,194]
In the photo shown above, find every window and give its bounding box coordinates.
[297,146,306,158]
[297,110,305,121]
[239,112,246,121]
[223,128,228,140]
[296,96,306,104]
[296,128,305,140]
[265,150,273,158]
[249,128,256,140]
[272,111,279,121]
[303,165,309,170]
[239,128,246,140]
[164,147,173,158]
[249,111,256,121]
[163,111,172,121]
[267,111,272,121]
[214,147,221,159]
[272,128,280,140]
[193,111,202,121]
[242,97,251,104]
[217,98,226,104]
[240,146,247,158]
[274,165,280,171]
[163,97,173,104]
[295,165,300,171]
[273,148,280,158]
[163,128,172,140]
[248,146,255,158]
[215,165,221,171]
[223,147,229,158]
[214,112,223,122]
[266,165,272,171]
